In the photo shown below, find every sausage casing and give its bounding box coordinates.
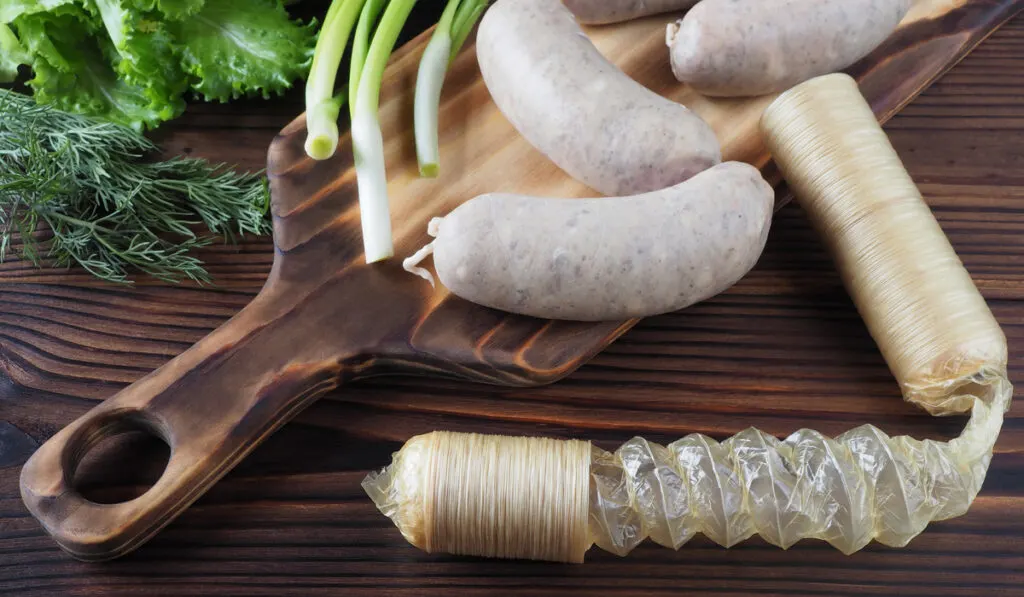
[432,162,774,321]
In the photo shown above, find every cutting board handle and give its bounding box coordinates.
[19,290,361,561]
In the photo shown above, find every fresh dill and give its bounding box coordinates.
[0,90,271,284]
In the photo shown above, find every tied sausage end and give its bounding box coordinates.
[403,218,444,288]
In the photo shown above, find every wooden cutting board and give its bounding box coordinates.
[17,0,1024,562]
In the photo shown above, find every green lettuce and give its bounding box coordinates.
[5,0,317,129]
[169,0,316,102]
[0,24,31,82]
[88,0,190,103]
[148,0,206,20]
[0,0,76,23]
[15,7,179,130]
[10,3,100,72]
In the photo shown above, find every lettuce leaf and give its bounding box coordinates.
[10,4,99,72]
[6,0,316,129]
[0,24,31,82]
[15,9,180,130]
[168,0,315,102]
[115,0,206,21]
[151,0,206,20]
[88,0,190,103]
[0,0,76,24]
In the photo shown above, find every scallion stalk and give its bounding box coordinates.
[413,0,488,177]
[305,0,367,160]
[413,0,460,178]
[351,0,418,263]
[348,0,387,119]
[450,0,488,58]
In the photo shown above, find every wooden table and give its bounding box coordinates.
[2,10,1023,597]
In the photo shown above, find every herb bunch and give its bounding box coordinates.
[0,90,271,284]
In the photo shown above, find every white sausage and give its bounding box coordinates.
[477,0,721,196]
[667,0,913,97]
[562,0,699,24]
[408,162,774,321]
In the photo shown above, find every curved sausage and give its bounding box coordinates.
[477,0,721,196]
[409,162,774,321]
[562,0,699,25]
[667,0,913,97]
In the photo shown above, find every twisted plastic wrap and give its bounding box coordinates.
[589,383,1007,556]
[363,74,1012,562]
[366,376,1007,560]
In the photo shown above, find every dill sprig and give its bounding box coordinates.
[0,90,271,284]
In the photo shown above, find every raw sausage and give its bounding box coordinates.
[667,0,913,97]
[406,162,774,321]
[477,0,721,196]
[563,0,699,24]
[426,162,772,321]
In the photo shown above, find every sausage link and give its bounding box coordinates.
[668,0,913,97]
[428,162,774,321]
[478,0,721,196]
[563,0,699,24]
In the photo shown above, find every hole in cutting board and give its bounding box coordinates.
[72,420,170,505]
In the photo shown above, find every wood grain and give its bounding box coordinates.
[2,2,1024,594]
[18,0,1024,561]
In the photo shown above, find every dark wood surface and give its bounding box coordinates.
[15,0,1024,562]
[3,6,1024,597]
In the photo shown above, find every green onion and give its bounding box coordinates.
[351,0,418,263]
[306,0,480,261]
[451,0,488,59]
[414,0,488,178]
[305,0,367,160]
[348,0,387,118]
